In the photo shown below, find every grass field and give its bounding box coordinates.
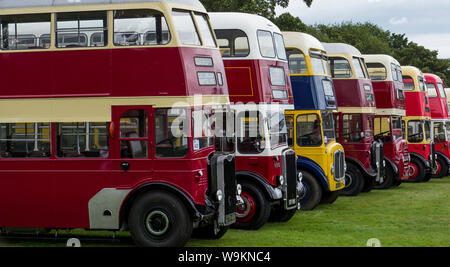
[1,178,449,247]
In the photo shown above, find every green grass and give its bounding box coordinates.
[1,178,449,247]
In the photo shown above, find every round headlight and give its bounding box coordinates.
[279,176,285,186]
[236,184,242,195]
[216,190,223,201]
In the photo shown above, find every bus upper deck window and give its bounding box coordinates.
[287,49,307,74]
[194,13,216,48]
[426,83,438,98]
[366,63,387,81]
[0,13,51,50]
[215,29,250,58]
[114,9,170,46]
[330,57,352,78]
[172,11,201,46]
[257,30,275,58]
[352,57,366,79]
[273,33,287,61]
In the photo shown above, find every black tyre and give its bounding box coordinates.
[234,181,270,230]
[191,225,229,240]
[340,163,364,196]
[361,176,374,193]
[432,156,448,179]
[374,164,395,190]
[128,191,192,247]
[407,157,426,182]
[298,171,322,211]
[320,190,339,204]
[268,206,297,222]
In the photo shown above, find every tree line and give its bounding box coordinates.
[200,0,450,85]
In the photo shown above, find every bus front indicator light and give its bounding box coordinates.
[216,190,223,201]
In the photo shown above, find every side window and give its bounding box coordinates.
[56,11,107,48]
[1,13,51,50]
[403,75,415,91]
[374,117,392,143]
[214,109,235,153]
[329,57,352,78]
[192,109,214,151]
[391,63,399,81]
[352,57,366,79]
[407,120,424,143]
[285,115,294,147]
[56,122,109,158]
[215,29,250,57]
[286,49,307,74]
[194,13,216,48]
[310,53,326,75]
[366,62,387,81]
[296,114,322,147]
[114,9,170,47]
[343,114,363,143]
[237,111,265,154]
[155,108,189,158]
[273,33,287,60]
[120,110,148,159]
[172,10,201,46]
[0,123,51,158]
[257,30,275,58]
[426,83,438,98]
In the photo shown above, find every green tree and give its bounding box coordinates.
[200,0,312,19]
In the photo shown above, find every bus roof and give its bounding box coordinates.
[424,73,444,84]
[282,32,325,54]
[0,0,205,10]
[210,12,281,36]
[402,66,423,78]
[363,54,400,68]
[322,42,362,56]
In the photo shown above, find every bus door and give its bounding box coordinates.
[112,106,154,187]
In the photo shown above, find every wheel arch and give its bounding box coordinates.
[235,170,279,201]
[296,156,330,191]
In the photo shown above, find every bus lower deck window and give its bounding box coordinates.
[155,109,189,158]
[0,123,51,158]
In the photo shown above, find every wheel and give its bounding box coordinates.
[297,171,322,211]
[191,225,229,240]
[234,181,270,230]
[340,163,364,196]
[320,190,339,204]
[128,191,193,247]
[432,156,448,179]
[407,158,426,182]
[361,176,374,193]
[374,164,395,190]
[268,206,297,222]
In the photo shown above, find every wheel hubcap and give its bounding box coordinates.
[433,161,441,175]
[236,191,256,223]
[409,164,418,180]
[146,210,170,236]
[344,173,353,188]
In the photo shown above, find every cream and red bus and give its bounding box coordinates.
[0,0,238,247]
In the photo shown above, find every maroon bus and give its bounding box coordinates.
[0,0,238,247]
[323,43,384,196]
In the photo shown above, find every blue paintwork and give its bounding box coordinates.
[291,75,337,111]
[297,156,330,190]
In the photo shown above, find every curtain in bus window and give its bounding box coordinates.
[56,122,109,158]
[172,11,200,46]
[0,13,51,50]
[114,9,170,46]
[155,108,189,158]
[0,123,51,158]
[56,11,107,48]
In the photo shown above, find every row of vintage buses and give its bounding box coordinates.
[0,0,448,247]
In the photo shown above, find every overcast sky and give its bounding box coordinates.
[277,0,450,58]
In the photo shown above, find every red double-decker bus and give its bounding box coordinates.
[402,66,435,182]
[0,0,238,247]
[364,54,411,189]
[425,73,450,178]
[211,12,300,230]
[323,43,384,196]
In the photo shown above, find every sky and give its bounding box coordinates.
[276,0,450,58]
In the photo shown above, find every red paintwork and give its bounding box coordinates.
[0,47,228,99]
[0,46,227,229]
[236,191,256,223]
[425,73,450,160]
[224,59,293,105]
[334,113,374,172]
[404,80,431,118]
[372,79,409,180]
[333,78,376,173]
[224,58,291,188]
[333,79,376,109]
[372,81,405,110]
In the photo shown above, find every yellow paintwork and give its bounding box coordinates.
[285,110,345,191]
[0,95,230,123]
[0,2,217,53]
[403,116,432,145]
[401,66,425,93]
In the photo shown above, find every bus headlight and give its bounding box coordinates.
[236,184,242,196]
[216,190,223,201]
[278,176,285,186]
[331,164,335,175]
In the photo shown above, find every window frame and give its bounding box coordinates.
[257,29,276,59]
